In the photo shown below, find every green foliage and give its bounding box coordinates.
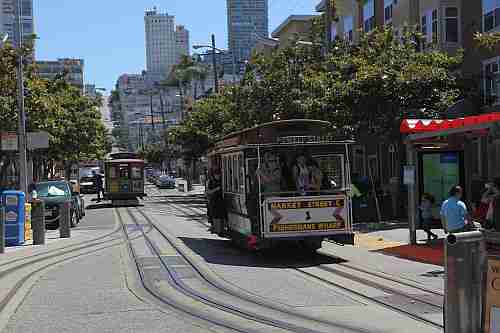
[0,41,110,164]
[169,27,467,154]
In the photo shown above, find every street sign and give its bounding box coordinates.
[1,133,18,151]
[27,131,49,150]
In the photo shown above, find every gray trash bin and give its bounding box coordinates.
[444,231,486,332]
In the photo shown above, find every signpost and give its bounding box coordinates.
[1,133,18,151]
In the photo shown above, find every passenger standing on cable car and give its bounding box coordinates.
[293,154,310,195]
[206,169,224,234]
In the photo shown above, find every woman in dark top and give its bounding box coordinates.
[206,170,225,234]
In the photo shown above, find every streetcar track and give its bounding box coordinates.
[134,203,407,333]
[117,207,261,333]
[144,194,444,330]
[125,206,337,333]
[294,267,443,330]
[164,196,444,298]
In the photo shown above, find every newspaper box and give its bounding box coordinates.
[1,191,25,246]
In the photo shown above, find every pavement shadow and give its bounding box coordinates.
[85,203,114,210]
[179,237,344,269]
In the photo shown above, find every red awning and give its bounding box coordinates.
[400,112,500,134]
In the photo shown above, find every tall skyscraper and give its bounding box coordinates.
[145,7,176,82]
[175,25,189,62]
[227,0,268,65]
[0,0,34,46]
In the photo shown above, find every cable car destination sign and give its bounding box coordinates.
[264,195,348,236]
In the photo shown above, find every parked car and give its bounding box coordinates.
[156,175,175,189]
[35,180,80,228]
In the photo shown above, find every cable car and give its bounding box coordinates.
[207,119,355,251]
[104,158,146,206]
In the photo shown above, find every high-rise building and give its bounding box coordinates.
[0,0,34,46]
[175,25,189,62]
[144,7,176,82]
[36,58,85,92]
[227,0,269,65]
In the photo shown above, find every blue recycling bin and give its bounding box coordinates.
[1,191,25,246]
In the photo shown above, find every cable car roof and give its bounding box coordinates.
[211,119,353,151]
[104,159,144,164]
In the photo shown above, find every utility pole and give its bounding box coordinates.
[14,0,27,193]
[159,93,166,131]
[324,0,333,51]
[211,34,219,93]
[149,93,155,131]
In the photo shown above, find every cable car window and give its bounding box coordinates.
[131,166,142,179]
[109,166,118,179]
[258,147,346,196]
[119,165,129,178]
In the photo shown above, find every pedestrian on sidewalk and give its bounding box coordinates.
[419,193,438,242]
[92,170,104,202]
[206,169,225,234]
[440,185,471,233]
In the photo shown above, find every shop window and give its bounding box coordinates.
[444,7,459,43]
[388,144,399,178]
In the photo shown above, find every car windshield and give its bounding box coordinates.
[36,183,70,197]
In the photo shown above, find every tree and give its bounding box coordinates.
[168,27,465,157]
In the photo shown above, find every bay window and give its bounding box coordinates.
[363,0,375,32]
[483,0,500,32]
[384,0,393,24]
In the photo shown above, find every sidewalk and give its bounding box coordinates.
[353,228,446,266]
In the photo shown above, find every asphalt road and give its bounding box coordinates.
[0,189,444,333]
[1,195,216,333]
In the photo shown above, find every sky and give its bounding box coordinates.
[34,0,320,93]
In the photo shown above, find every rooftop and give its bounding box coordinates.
[271,15,319,38]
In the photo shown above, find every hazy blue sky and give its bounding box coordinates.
[34,1,319,92]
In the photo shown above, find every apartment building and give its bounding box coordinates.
[175,25,189,63]
[36,58,85,92]
[313,1,500,220]
[0,0,34,46]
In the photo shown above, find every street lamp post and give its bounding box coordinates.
[193,35,238,88]
[211,34,219,93]
[14,0,27,193]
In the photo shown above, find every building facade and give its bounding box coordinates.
[36,58,85,91]
[175,25,189,62]
[115,72,183,151]
[0,0,34,46]
[145,7,176,82]
[227,0,269,66]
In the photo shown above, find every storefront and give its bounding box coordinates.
[401,112,500,244]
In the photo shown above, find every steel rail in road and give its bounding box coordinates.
[123,206,343,333]
[141,200,377,333]
[157,195,443,330]
[130,205,375,333]
[164,195,444,299]
[294,267,443,330]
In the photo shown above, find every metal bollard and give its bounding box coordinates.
[59,201,71,239]
[0,206,5,254]
[31,199,45,245]
[444,231,485,333]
